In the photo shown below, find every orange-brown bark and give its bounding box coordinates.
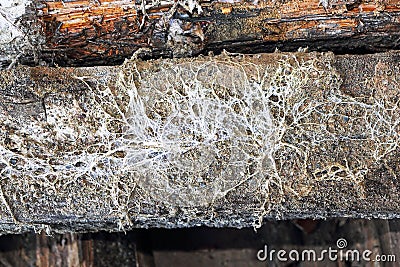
[26,1,400,64]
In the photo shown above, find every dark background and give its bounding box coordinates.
[0,218,398,267]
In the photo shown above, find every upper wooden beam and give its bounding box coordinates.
[2,0,400,67]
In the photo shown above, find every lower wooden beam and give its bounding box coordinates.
[0,232,137,266]
[0,219,398,266]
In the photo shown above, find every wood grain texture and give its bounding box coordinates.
[2,0,400,67]
[37,0,400,65]
[0,219,398,266]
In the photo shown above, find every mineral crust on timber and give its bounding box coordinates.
[0,51,399,233]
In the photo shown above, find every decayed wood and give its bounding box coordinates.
[2,0,400,67]
[0,51,400,233]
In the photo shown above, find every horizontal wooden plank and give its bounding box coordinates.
[0,51,400,233]
[3,0,400,67]
[0,219,399,266]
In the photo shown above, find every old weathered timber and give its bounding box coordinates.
[2,0,400,67]
[0,51,400,233]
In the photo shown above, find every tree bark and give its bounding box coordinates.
[2,0,400,67]
[0,51,400,233]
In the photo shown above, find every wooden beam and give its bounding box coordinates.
[0,51,400,233]
[2,0,400,67]
[0,219,398,265]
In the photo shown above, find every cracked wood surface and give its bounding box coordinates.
[2,0,400,67]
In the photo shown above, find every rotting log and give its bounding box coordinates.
[0,51,400,234]
[3,0,400,67]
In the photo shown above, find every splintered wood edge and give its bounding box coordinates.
[3,0,400,67]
